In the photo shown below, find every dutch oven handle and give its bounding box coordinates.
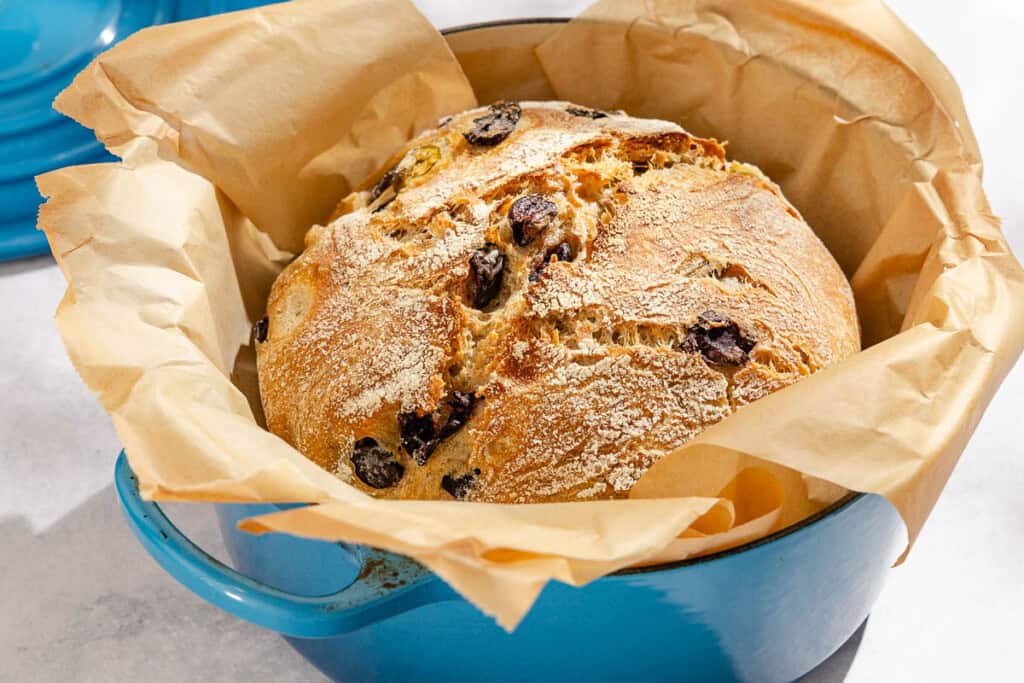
[113,452,453,638]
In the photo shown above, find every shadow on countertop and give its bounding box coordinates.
[799,620,867,682]
[0,484,327,683]
[0,254,55,277]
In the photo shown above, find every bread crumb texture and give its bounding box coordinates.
[256,102,860,503]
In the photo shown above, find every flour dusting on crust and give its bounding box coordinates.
[256,102,860,502]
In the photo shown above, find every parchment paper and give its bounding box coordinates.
[38,0,1024,629]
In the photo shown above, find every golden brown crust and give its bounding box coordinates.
[256,101,860,502]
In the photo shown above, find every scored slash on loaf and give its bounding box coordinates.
[254,101,860,503]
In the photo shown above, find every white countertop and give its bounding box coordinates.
[2,1,1021,681]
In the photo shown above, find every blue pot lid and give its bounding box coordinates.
[0,0,273,262]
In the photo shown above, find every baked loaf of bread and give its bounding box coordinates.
[255,101,859,503]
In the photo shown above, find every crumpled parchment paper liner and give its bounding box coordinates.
[55,0,479,255]
[537,0,1024,548]
[38,0,1024,629]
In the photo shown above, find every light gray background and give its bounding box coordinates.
[2,1,1021,681]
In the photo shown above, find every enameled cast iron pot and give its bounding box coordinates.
[111,19,907,683]
[116,450,902,683]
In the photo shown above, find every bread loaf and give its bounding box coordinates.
[255,101,860,503]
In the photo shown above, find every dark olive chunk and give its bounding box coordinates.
[370,167,398,201]
[399,392,477,465]
[566,105,609,119]
[680,311,756,366]
[397,412,439,466]
[552,242,573,263]
[464,102,521,146]
[253,316,268,343]
[350,438,404,489]
[441,468,482,500]
[439,391,475,439]
[368,167,399,212]
[510,194,558,246]
[468,244,506,308]
[529,242,575,283]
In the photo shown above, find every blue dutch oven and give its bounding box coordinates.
[97,16,909,683]
[115,451,905,683]
[56,13,908,682]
